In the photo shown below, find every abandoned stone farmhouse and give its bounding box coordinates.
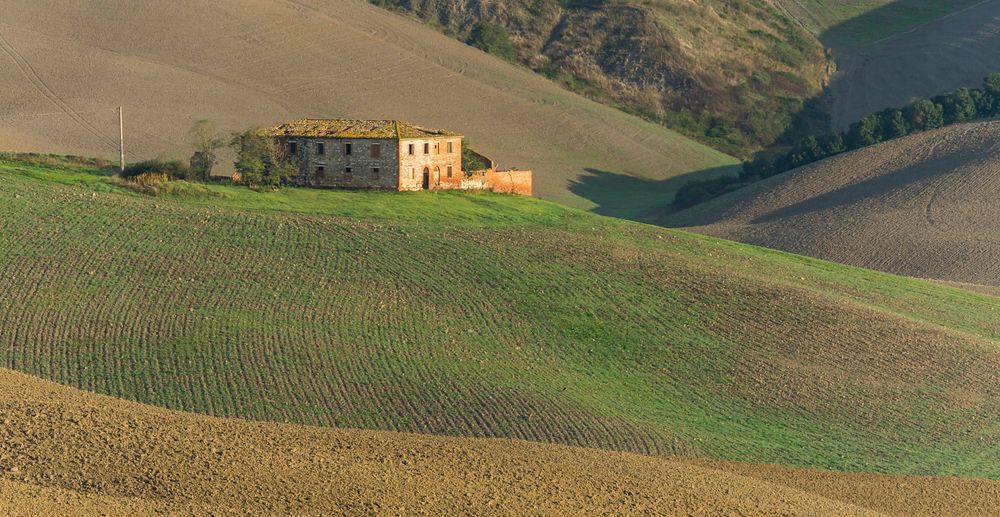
[264,119,532,195]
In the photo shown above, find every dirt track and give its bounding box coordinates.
[0,368,997,515]
[828,0,1000,128]
[665,121,1000,286]
[0,0,734,210]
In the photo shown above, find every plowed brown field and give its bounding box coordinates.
[0,0,735,213]
[664,121,1000,286]
[2,368,998,515]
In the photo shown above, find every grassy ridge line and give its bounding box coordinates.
[1,157,998,478]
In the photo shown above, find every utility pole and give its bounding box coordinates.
[118,106,125,174]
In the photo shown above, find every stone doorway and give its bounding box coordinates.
[422,168,430,189]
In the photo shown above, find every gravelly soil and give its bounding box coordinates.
[1,368,998,515]
[664,121,1000,286]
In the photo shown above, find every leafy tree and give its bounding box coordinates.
[881,109,909,139]
[189,120,226,180]
[984,73,1000,95]
[820,133,846,156]
[904,100,943,131]
[847,114,883,149]
[468,22,516,61]
[799,135,822,161]
[936,89,976,124]
[971,88,997,117]
[232,130,298,188]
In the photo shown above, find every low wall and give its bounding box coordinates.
[485,169,532,196]
[457,169,532,196]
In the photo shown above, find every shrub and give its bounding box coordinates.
[122,159,194,181]
[462,141,491,174]
[468,22,516,62]
[231,130,298,188]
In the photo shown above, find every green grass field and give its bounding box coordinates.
[2,155,998,478]
[777,0,984,48]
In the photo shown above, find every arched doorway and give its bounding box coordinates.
[422,167,430,189]
[433,166,441,186]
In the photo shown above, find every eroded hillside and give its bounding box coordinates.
[373,0,830,155]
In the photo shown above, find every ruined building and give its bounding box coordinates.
[263,119,531,195]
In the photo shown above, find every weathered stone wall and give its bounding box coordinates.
[398,137,463,191]
[284,137,400,189]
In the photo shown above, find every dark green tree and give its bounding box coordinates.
[904,100,944,131]
[821,133,846,155]
[847,114,883,149]
[468,22,516,62]
[232,130,298,188]
[881,109,909,139]
[937,89,976,124]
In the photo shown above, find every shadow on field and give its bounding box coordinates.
[750,150,968,225]
[816,0,987,52]
[568,165,738,221]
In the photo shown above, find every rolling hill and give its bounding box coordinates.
[0,0,736,217]
[776,0,1000,129]
[663,121,1000,287]
[1,155,999,480]
[4,367,1000,515]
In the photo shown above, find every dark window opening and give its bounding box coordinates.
[423,143,429,154]
[447,165,453,178]
[289,142,298,155]
[447,141,453,154]
[345,143,352,155]
[408,143,415,155]
[371,143,381,158]
[317,142,325,155]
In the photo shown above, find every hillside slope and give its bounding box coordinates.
[5,368,1000,515]
[775,0,984,49]
[0,0,736,216]
[663,121,1000,287]
[1,156,999,479]
[776,0,1000,129]
[373,0,830,156]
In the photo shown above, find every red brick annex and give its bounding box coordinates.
[264,119,532,195]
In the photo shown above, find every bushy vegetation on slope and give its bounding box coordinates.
[675,73,1000,208]
[1,157,998,477]
[371,0,829,157]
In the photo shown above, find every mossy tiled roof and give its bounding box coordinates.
[264,119,459,139]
